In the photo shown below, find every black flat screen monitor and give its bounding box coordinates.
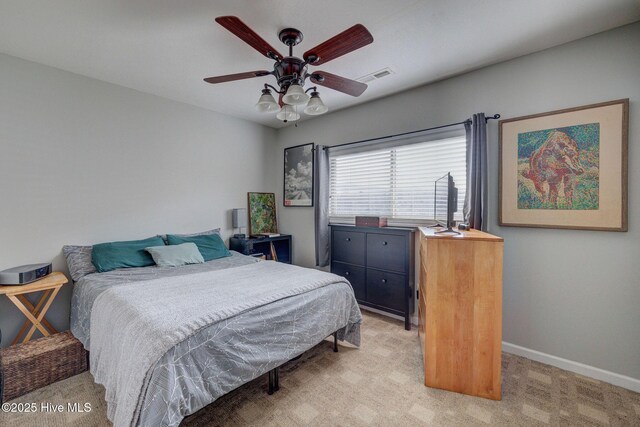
[434,172,459,233]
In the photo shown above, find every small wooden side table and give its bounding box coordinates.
[0,272,69,344]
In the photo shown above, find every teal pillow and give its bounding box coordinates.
[92,236,165,273]
[157,228,221,244]
[145,243,205,267]
[166,233,231,261]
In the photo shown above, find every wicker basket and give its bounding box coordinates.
[0,331,88,403]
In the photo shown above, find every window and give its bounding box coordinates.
[329,135,466,223]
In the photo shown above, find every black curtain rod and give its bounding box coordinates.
[322,114,500,151]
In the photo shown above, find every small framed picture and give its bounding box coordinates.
[499,99,628,231]
[284,143,314,207]
[248,192,278,235]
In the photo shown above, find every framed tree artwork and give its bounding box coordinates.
[248,192,278,236]
[284,143,314,207]
[499,99,628,231]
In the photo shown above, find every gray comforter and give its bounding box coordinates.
[70,253,361,427]
[71,252,259,348]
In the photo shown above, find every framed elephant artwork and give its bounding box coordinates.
[499,99,628,231]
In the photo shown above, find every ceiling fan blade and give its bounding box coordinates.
[310,71,367,97]
[204,70,271,84]
[303,24,373,65]
[215,16,283,60]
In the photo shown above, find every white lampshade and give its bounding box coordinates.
[255,90,279,113]
[282,83,310,106]
[276,105,300,122]
[304,92,328,115]
[232,208,247,228]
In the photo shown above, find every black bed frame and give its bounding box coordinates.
[267,331,338,395]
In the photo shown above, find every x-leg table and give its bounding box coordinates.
[0,272,68,344]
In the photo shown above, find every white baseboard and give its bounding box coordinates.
[502,341,640,393]
[364,307,639,393]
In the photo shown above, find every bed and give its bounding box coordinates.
[69,251,362,427]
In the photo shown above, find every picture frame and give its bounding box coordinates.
[499,99,628,231]
[248,192,278,235]
[283,143,314,207]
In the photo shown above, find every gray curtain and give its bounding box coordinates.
[314,145,330,267]
[463,113,488,231]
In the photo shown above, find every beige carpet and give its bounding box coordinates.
[2,311,639,426]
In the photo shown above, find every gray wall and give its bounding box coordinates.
[269,23,640,380]
[0,54,276,347]
[1,23,637,381]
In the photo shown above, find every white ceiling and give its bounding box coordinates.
[1,1,638,128]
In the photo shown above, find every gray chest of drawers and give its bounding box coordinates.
[330,225,415,330]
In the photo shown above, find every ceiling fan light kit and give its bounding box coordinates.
[304,91,328,116]
[255,88,280,113]
[282,83,310,106]
[204,16,373,123]
[276,104,300,122]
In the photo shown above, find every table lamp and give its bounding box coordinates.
[232,208,247,238]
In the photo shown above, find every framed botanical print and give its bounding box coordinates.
[248,192,278,235]
[284,143,314,207]
[499,99,628,231]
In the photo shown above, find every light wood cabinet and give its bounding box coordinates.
[418,227,503,400]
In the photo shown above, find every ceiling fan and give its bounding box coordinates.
[204,16,374,122]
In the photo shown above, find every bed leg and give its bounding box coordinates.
[268,368,274,395]
[333,331,338,352]
[268,367,280,395]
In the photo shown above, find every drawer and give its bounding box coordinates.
[366,269,406,312]
[332,230,365,265]
[331,262,366,301]
[366,233,406,273]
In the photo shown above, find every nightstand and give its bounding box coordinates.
[229,235,292,263]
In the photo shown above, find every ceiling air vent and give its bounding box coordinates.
[356,67,395,84]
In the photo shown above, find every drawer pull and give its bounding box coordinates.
[346,237,351,241]
[382,241,388,245]
[381,279,387,283]
[345,271,350,276]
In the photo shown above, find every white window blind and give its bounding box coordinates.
[329,135,466,223]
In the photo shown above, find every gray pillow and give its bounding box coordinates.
[145,243,205,267]
[158,228,221,244]
[63,245,97,281]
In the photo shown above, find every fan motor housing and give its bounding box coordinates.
[274,57,308,88]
